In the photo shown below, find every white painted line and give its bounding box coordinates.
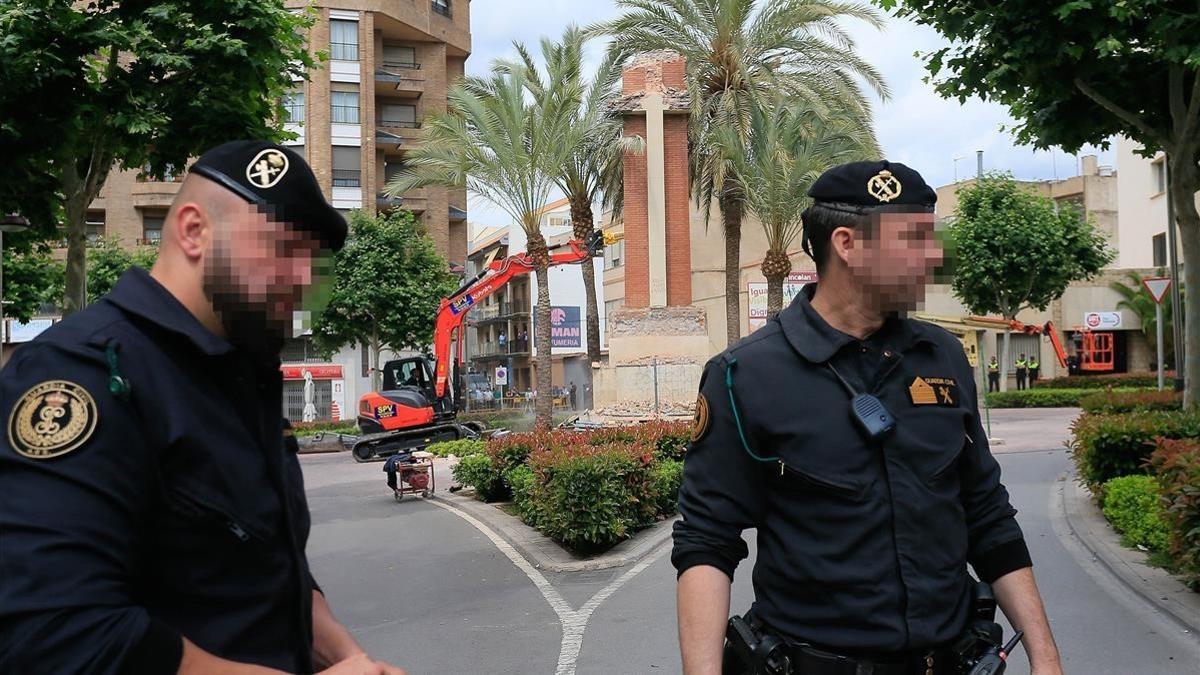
[429,497,672,674]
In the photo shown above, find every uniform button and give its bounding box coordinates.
[883,350,893,358]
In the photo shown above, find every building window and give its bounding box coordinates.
[605,238,624,269]
[330,20,359,61]
[379,102,417,128]
[432,0,451,17]
[85,211,105,246]
[1153,233,1167,267]
[383,45,418,69]
[332,147,361,187]
[1152,158,1167,194]
[548,216,569,228]
[141,213,164,245]
[331,90,360,124]
[283,90,305,123]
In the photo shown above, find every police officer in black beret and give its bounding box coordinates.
[673,161,1061,675]
[0,141,405,674]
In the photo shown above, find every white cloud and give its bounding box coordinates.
[462,1,1115,227]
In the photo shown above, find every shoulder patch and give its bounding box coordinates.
[7,380,99,460]
[691,394,711,443]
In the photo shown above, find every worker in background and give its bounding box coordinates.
[1014,353,1028,391]
[1028,354,1040,386]
[987,355,1001,392]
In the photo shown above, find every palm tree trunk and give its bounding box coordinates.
[570,196,599,408]
[528,232,554,429]
[1168,154,1200,407]
[721,187,744,347]
[762,249,792,318]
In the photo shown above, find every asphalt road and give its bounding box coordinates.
[302,409,1200,674]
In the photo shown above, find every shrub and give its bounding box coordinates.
[1079,389,1182,414]
[504,464,541,525]
[985,389,1089,408]
[528,443,655,553]
[1148,438,1200,588]
[1069,410,1200,488]
[451,453,508,502]
[290,420,359,437]
[426,438,485,458]
[1034,373,1170,390]
[1100,475,1170,552]
[650,459,684,516]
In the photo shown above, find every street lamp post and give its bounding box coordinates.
[0,214,31,368]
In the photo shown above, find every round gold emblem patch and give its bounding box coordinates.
[691,394,711,443]
[7,380,98,460]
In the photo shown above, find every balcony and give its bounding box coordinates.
[332,169,361,188]
[473,302,531,322]
[471,342,532,360]
[374,65,425,97]
[377,188,427,213]
[431,0,451,18]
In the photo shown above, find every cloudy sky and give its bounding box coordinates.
[462,0,1115,227]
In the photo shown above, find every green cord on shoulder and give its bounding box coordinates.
[724,356,779,464]
[105,343,132,401]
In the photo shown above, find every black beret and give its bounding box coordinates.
[807,160,936,211]
[189,140,347,252]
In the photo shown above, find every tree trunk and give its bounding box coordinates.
[570,196,599,408]
[370,330,382,393]
[1168,154,1200,407]
[59,140,113,315]
[721,186,744,347]
[999,328,1012,393]
[762,249,792,318]
[528,232,554,429]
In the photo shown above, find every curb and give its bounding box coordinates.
[1060,477,1200,634]
[435,490,677,573]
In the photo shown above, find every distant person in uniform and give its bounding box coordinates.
[0,141,404,674]
[1015,353,1028,390]
[987,355,1001,392]
[1028,354,1040,386]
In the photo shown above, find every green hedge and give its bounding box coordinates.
[448,421,692,553]
[1079,390,1183,414]
[1149,438,1200,589]
[291,421,359,437]
[1069,410,1200,488]
[985,389,1089,408]
[426,438,485,458]
[1101,475,1170,552]
[1034,373,1169,390]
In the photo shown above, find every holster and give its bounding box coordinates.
[723,612,792,675]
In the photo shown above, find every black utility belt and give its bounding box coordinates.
[788,644,954,675]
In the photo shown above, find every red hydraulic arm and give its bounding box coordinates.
[432,231,604,399]
[968,316,1068,369]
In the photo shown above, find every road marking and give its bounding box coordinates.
[429,498,671,674]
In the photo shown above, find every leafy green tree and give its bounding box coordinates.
[385,67,573,429]
[723,97,877,315]
[0,1,317,315]
[85,238,157,303]
[948,174,1113,390]
[502,26,642,389]
[2,246,64,323]
[312,210,458,393]
[1110,269,1185,369]
[599,0,886,346]
[879,0,1200,403]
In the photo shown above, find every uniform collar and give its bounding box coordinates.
[104,267,235,357]
[778,284,935,364]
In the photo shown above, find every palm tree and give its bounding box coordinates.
[599,0,887,346]
[501,27,643,400]
[385,67,574,429]
[1110,269,1185,368]
[723,98,877,315]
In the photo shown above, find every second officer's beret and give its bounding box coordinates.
[189,140,348,252]
[807,160,936,211]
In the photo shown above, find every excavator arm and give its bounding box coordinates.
[432,231,603,400]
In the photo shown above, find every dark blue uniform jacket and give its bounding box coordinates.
[0,268,319,673]
[672,287,1031,653]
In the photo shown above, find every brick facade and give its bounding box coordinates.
[622,115,649,307]
[81,0,471,268]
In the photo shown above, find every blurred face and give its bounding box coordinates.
[845,211,942,311]
[204,201,328,348]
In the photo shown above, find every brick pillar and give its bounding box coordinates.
[623,114,649,307]
[663,112,692,306]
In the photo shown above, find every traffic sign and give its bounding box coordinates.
[495,366,508,386]
[1143,277,1172,304]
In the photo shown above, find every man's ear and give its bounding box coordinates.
[171,203,209,261]
[829,226,857,265]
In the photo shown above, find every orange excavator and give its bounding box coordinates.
[350,231,604,462]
